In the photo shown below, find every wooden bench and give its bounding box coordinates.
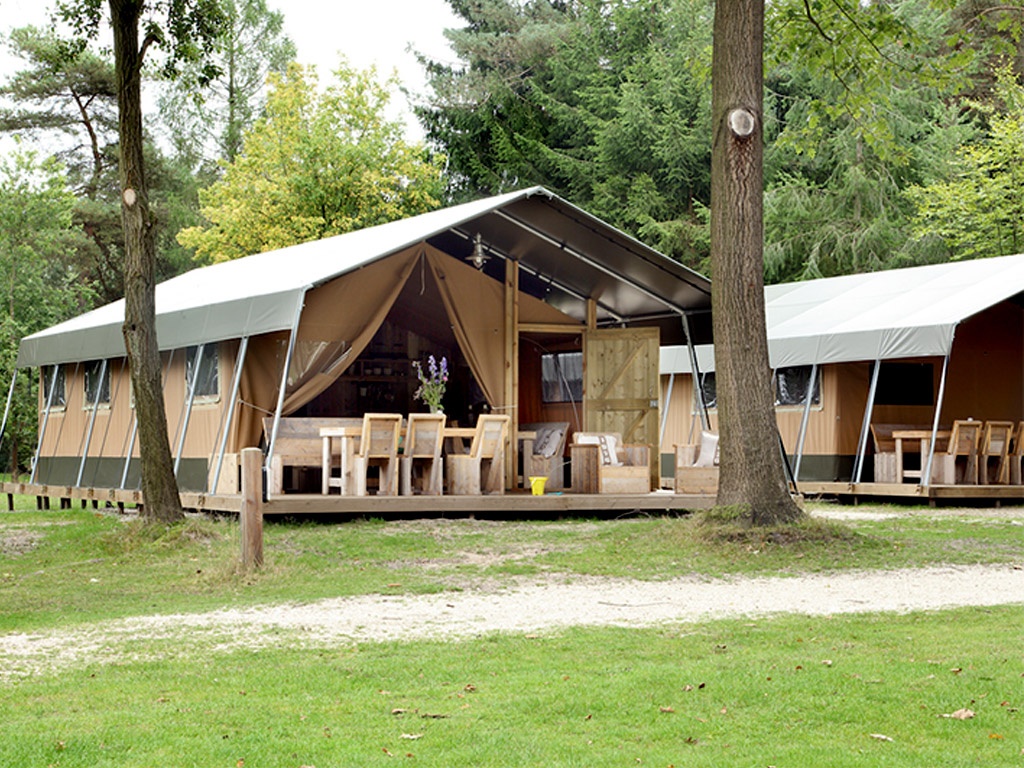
[263,416,363,494]
[869,423,950,483]
[570,432,650,494]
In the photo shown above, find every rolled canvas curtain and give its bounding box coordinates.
[423,244,582,409]
[231,246,420,449]
[424,245,506,407]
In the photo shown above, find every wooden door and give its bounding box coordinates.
[583,327,661,486]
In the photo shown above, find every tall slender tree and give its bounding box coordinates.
[158,0,295,167]
[54,0,225,523]
[710,0,803,524]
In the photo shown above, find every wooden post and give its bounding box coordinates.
[240,447,264,568]
[504,258,520,489]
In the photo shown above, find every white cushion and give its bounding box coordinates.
[694,431,719,468]
[533,426,563,459]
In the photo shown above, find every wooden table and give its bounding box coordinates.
[320,426,362,495]
[893,429,950,483]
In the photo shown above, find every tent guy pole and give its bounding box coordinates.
[922,347,953,489]
[852,359,882,484]
[30,365,60,485]
[0,369,17,467]
[209,336,248,494]
[265,290,308,493]
[793,363,818,481]
[174,344,204,477]
[76,358,107,487]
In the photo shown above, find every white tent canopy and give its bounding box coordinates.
[19,187,712,368]
[662,253,1024,374]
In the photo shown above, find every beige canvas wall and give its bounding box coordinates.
[37,341,234,462]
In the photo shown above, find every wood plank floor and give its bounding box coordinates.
[2,481,713,515]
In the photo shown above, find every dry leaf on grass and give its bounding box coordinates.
[400,734,423,740]
[941,709,975,720]
[869,733,893,742]
[659,706,675,713]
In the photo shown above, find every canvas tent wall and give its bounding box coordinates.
[660,253,1024,483]
[13,186,712,492]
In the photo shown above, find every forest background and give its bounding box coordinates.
[0,0,1022,474]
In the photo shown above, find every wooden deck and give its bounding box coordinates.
[799,481,1024,504]
[1,481,713,516]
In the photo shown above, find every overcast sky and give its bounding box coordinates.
[0,0,463,156]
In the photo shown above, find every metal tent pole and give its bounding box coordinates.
[30,365,60,485]
[681,313,710,431]
[922,348,953,489]
[208,336,248,494]
[90,357,126,487]
[76,358,107,487]
[0,369,18,468]
[852,359,882,484]
[174,344,204,477]
[793,363,819,482]
[121,349,174,489]
[264,291,308,493]
[659,372,675,446]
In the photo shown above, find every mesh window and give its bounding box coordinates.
[774,366,820,406]
[541,351,583,403]
[185,345,219,398]
[41,365,66,408]
[84,360,111,406]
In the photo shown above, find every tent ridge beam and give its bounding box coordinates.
[494,209,695,318]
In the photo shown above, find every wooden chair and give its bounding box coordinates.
[518,421,569,491]
[570,432,651,494]
[1009,421,1024,485]
[934,420,982,485]
[399,413,446,496]
[263,416,362,494]
[980,420,1014,485]
[446,415,510,495]
[349,413,402,496]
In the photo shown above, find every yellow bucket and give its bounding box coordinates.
[529,476,547,496]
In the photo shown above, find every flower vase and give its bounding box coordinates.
[430,405,444,417]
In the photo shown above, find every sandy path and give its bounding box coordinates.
[3,562,1023,678]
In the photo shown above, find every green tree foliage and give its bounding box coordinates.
[0,147,95,475]
[179,61,446,262]
[416,0,714,271]
[906,66,1024,259]
[0,27,208,304]
[158,0,296,166]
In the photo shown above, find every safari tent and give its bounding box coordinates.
[660,253,1024,497]
[9,187,712,503]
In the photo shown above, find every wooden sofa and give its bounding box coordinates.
[518,421,570,491]
[674,431,719,494]
[570,432,650,494]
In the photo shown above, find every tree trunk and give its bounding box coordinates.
[110,0,183,523]
[710,0,802,526]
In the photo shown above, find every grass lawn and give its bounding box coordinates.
[3,500,1024,765]
[2,606,1021,767]
[2,500,1024,633]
